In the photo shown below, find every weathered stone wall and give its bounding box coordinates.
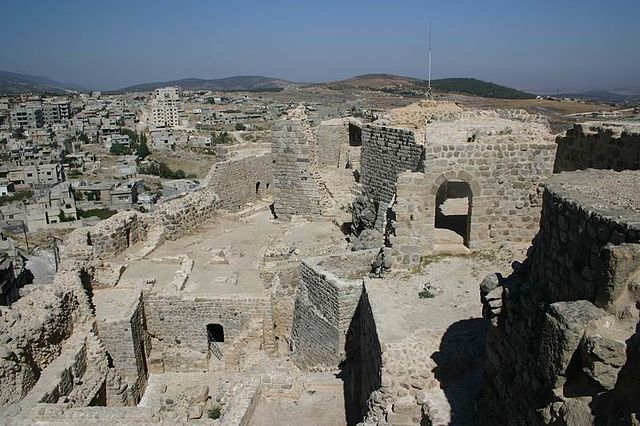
[360,125,424,228]
[87,212,146,259]
[290,254,370,370]
[317,118,352,169]
[554,122,640,173]
[94,289,150,404]
[479,169,640,425]
[143,292,271,371]
[0,270,91,406]
[393,139,556,264]
[343,286,383,424]
[209,154,273,211]
[271,120,325,218]
[149,187,220,241]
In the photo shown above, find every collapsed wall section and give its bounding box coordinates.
[209,154,273,211]
[554,122,640,173]
[479,169,640,425]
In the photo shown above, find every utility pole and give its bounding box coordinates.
[426,22,433,100]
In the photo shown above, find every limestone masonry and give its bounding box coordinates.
[1,101,639,425]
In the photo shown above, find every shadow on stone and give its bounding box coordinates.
[431,318,488,426]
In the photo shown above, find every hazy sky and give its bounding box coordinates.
[1,0,639,92]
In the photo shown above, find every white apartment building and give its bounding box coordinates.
[151,87,182,128]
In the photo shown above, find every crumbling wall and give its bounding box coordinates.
[150,187,219,241]
[87,211,146,259]
[0,270,92,406]
[554,122,640,173]
[143,292,271,371]
[479,169,640,425]
[271,120,325,218]
[393,139,556,264]
[317,118,351,168]
[209,154,273,211]
[359,125,424,229]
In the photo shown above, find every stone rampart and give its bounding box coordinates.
[479,169,640,425]
[554,122,640,173]
[271,120,325,218]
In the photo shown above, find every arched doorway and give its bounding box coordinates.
[434,180,472,248]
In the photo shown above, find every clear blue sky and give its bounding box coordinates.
[1,0,638,92]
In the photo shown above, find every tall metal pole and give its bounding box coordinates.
[427,22,433,99]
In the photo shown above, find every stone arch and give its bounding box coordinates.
[428,170,481,250]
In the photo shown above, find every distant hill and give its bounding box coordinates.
[555,89,640,104]
[116,75,297,93]
[325,74,536,99]
[0,70,86,94]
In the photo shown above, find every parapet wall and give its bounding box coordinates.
[209,153,273,211]
[479,169,640,424]
[554,122,640,173]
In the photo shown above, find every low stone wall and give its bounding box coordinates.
[144,292,271,371]
[554,122,640,173]
[479,169,640,425]
[209,154,273,211]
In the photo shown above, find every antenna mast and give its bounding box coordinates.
[427,22,433,99]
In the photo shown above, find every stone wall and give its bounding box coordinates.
[87,212,146,259]
[94,289,150,404]
[393,138,556,264]
[271,120,325,218]
[317,118,351,169]
[479,169,640,425]
[209,154,273,211]
[0,273,91,406]
[554,122,640,173]
[143,292,271,371]
[360,125,424,228]
[342,286,383,424]
[290,252,372,370]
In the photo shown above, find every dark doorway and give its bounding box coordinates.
[207,323,225,343]
[255,181,261,196]
[435,180,472,247]
[348,124,362,147]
